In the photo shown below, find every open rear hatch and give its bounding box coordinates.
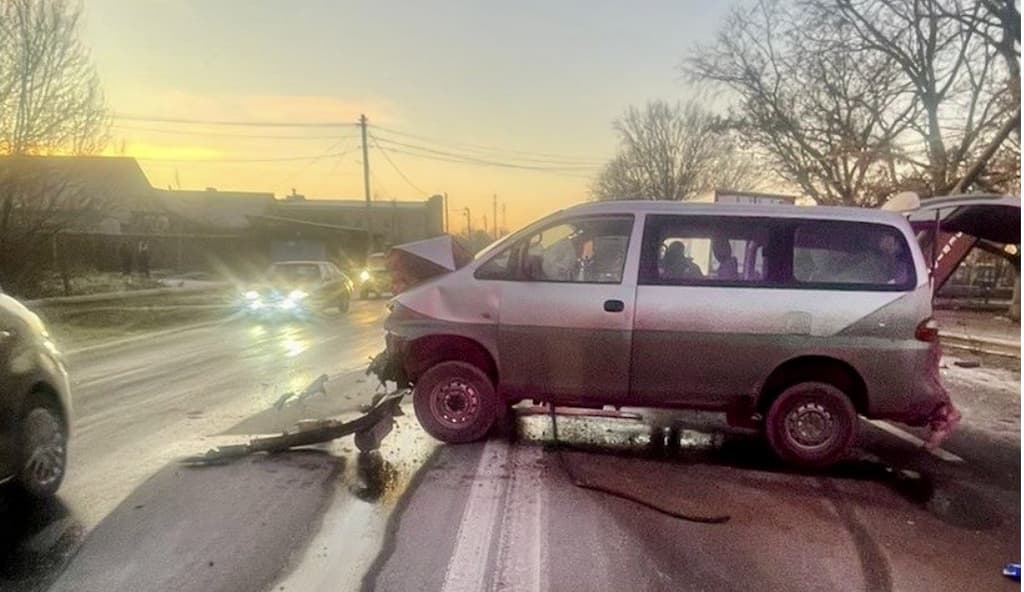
[885,193,1020,289]
[882,193,1019,447]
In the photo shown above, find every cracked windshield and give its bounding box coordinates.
[1,0,1022,591]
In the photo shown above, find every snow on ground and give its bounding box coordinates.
[941,353,1020,444]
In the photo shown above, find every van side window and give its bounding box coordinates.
[639,215,772,285]
[475,247,514,280]
[793,222,915,289]
[519,216,633,283]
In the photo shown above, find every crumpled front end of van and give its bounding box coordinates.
[367,330,411,389]
[367,234,487,388]
[368,266,501,390]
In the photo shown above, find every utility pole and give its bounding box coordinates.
[502,203,507,236]
[359,114,373,256]
[443,192,449,234]
[492,194,498,239]
[463,207,471,236]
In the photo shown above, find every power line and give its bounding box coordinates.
[280,139,358,187]
[113,113,358,128]
[369,168,390,199]
[370,124,605,165]
[369,133,430,196]
[370,136,600,172]
[135,148,357,164]
[377,145,596,179]
[113,124,359,140]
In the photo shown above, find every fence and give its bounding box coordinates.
[52,231,271,280]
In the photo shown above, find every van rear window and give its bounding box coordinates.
[639,215,917,291]
[793,222,915,289]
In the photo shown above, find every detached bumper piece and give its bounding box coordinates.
[181,389,406,465]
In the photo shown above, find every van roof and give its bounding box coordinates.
[561,200,911,226]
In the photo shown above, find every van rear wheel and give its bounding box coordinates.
[413,361,498,444]
[765,382,856,469]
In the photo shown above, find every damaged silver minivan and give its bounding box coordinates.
[381,200,970,467]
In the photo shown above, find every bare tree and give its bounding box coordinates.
[688,0,923,206]
[822,0,1014,193]
[0,0,109,294]
[689,0,1018,203]
[0,0,108,155]
[592,100,760,201]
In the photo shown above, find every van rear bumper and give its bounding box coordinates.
[864,342,959,447]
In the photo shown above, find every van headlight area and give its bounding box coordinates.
[359,269,372,283]
[241,289,308,315]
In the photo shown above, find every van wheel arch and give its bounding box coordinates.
[758,356,868,416]
[405,335,498,385]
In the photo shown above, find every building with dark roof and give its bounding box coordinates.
[0,155,157,234]
[273,193,444,249]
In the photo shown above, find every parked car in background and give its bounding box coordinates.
[358,252,391,299]
[242,261,354,317]
[379,200,959,468]
[0,293,71,498]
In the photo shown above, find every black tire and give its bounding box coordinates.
[413,361,498,444]
[764,381,856,469]
[360,288,370,300]
[338,292,351,313]
[16,394,68,498]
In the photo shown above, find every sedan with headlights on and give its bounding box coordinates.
[242,261,354,318]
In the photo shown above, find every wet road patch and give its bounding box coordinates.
[47,451,341,592]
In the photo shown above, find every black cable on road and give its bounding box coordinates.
[546,404,730,524]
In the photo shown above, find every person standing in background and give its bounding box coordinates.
[119,240,133,278]
[138,241,151,279]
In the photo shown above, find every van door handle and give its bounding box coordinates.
[603,299,625,313]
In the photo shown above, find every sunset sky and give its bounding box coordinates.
[82,0,734,230]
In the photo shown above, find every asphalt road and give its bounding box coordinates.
[0,301,1019,592]
[1,300,398,592]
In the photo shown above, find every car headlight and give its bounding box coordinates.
[245,290,259,300]
[359,270,371,282]
[288,289,308,301]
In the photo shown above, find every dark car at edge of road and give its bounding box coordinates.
[0,293,71,499]
[358,252,392,300]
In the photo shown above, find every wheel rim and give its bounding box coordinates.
[22,408,66,490]
[783,400,836,451]
[429,378,481,428]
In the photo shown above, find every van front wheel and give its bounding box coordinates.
[765,382,856,469]
[413,361,498,444]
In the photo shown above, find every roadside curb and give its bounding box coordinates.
[65,313,241,357]
[940,333,1021,359]
[25,283,229,308]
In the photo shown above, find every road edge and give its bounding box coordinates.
[65,313,240,356]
